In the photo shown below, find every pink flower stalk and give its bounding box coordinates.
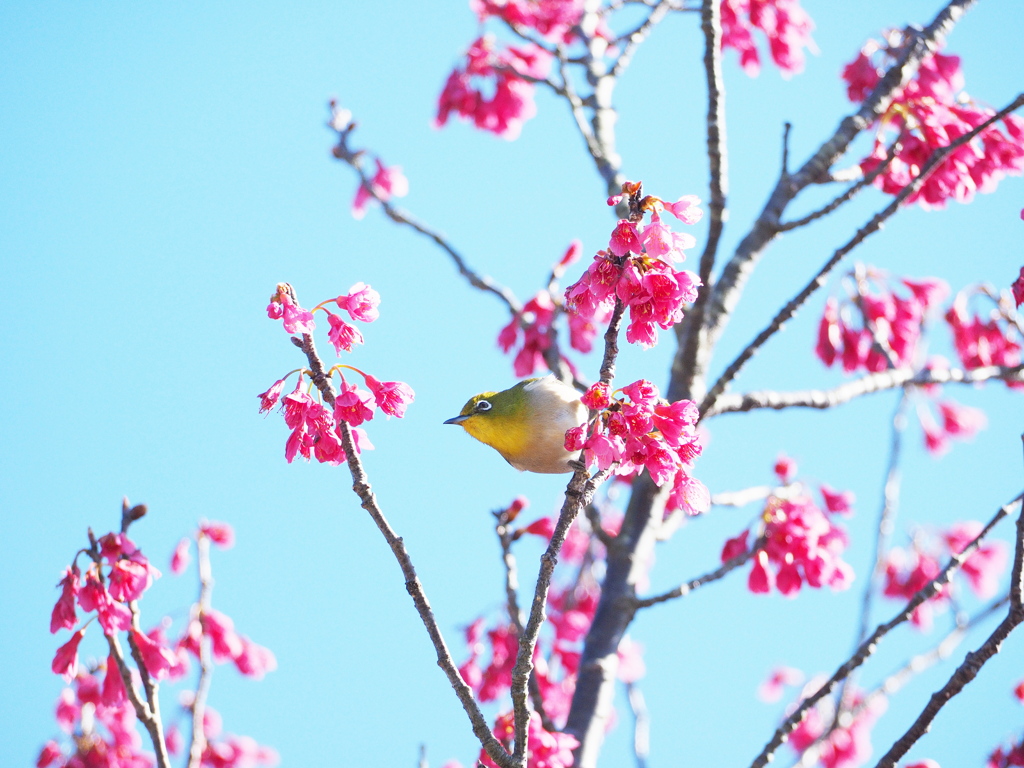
[257,378,286,414]
[844,36,1024,209]
[336,282,381,322]
[720,0,815,77]
[364,374,415,417]
[200,521,236,549]
[326,311,365,354]
[436,35,550,140]
[50,567,79,634]
[351,158,408,220]
[51,629,85,681]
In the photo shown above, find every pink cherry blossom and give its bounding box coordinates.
[278,292,315,335]
[336,282,381,322]
[36,741,62,768]
[51,629,85,681]
[50,567,79,634]
[131,629,179,681]
[1013,266,1024,307]
[720,0,815,77]
[257,379,286,414]
[326,311,365,354]
[364,374,415,417]
[351,158,408,220]
[334,380,375,427]
[101,654,128,706]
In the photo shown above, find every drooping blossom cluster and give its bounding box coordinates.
[913,381,987,457]
[496,240,612,377]
[43,514,277,768]
[815,266,949,373]
[436,35,551,140]
[842,32,1024,209]
[721,458,854,597]
[565,182,702,350]
[328,101,409,221]
[720,0,816,77]
[782,674,888,768]
[564,379,710,516]
[881,519,1007,632]
[262,282,414,465]
[478,712,578,768]
[37,665,152,768]
[944,283,1023,387]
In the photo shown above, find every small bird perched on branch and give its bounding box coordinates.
[444,376,587,474]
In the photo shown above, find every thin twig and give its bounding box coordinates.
[668,0,727,403]
[626,682,650,768]
[779,136,904,232]
[187,533,215,768]
[704,364,1024,417]
[634,535,766,608]
[871,499,1024,768]
[287,292,514,768]
[611,1,673,78]
[749,493,1023,768]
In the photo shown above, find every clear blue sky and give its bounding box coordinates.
[2,2,1022,767]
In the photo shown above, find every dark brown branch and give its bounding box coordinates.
[705,364,1024,417]
[288,301,513,768]
[749,494,1022,768]
[699,92,1024,417]
[871,499,1024,768]
[598,300,626,386]
[634,535,766,608]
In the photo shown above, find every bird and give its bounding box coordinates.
[444,375,588,474]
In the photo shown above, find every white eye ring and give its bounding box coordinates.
[476,400,492,412]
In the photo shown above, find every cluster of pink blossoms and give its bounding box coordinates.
[721,458,854,597]
[262,283,414,465]
[565,184,703,349]
[471,0,584,44]
[815,268,949,373]
[913,373,987,457]
[565,379,710,515]
[785,676,887,768]
[44,520,276,768]
[720,0,815,76]
[497,241,612,377]
[842,33,1024,209]
[478,713,578,768]
[882,520,1007,631]
[945,284,1022,386]
[436,35,551,140]
[166,705,278,768]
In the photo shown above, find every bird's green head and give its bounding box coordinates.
[443,382,533,455]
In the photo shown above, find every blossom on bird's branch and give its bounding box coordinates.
[565,181,702,350]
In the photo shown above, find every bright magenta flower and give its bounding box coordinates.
[326,311,365,354]
[233,636,278,679]
[201,521,235,549]
[101,654,128,707]
[257,378,286,414]
[279,292,315,335]
[131,629,178,681]
[51,629,85,681]
[1013,266,1024,307]
[78,571,132,635]
[108,558,153,603]
[471,0,583,43]
[171,537,193,574]
[336,282,381,322]
[334,380,375,426]
[363,374,414,417]
[36,740,62,768]
[720,0,815,77]
[204,609,245,662]
[478,712,578,768]
[50,567,79,634]
[819,483,854,516]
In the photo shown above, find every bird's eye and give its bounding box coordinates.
[476,400,492,412]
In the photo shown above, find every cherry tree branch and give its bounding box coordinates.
[670,0,727,401]
[699,91,1024,417]
[330,123,522,315]
[187,533,215,768]
[872,497,1024,768]
[748,493,1023,768]
[625,682,650,768]
[704,364,1024,417]
[284,292,514,768]
[674,0,980,404]
[633,534,767,608]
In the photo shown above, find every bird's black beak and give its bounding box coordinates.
[443,415,469,425]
